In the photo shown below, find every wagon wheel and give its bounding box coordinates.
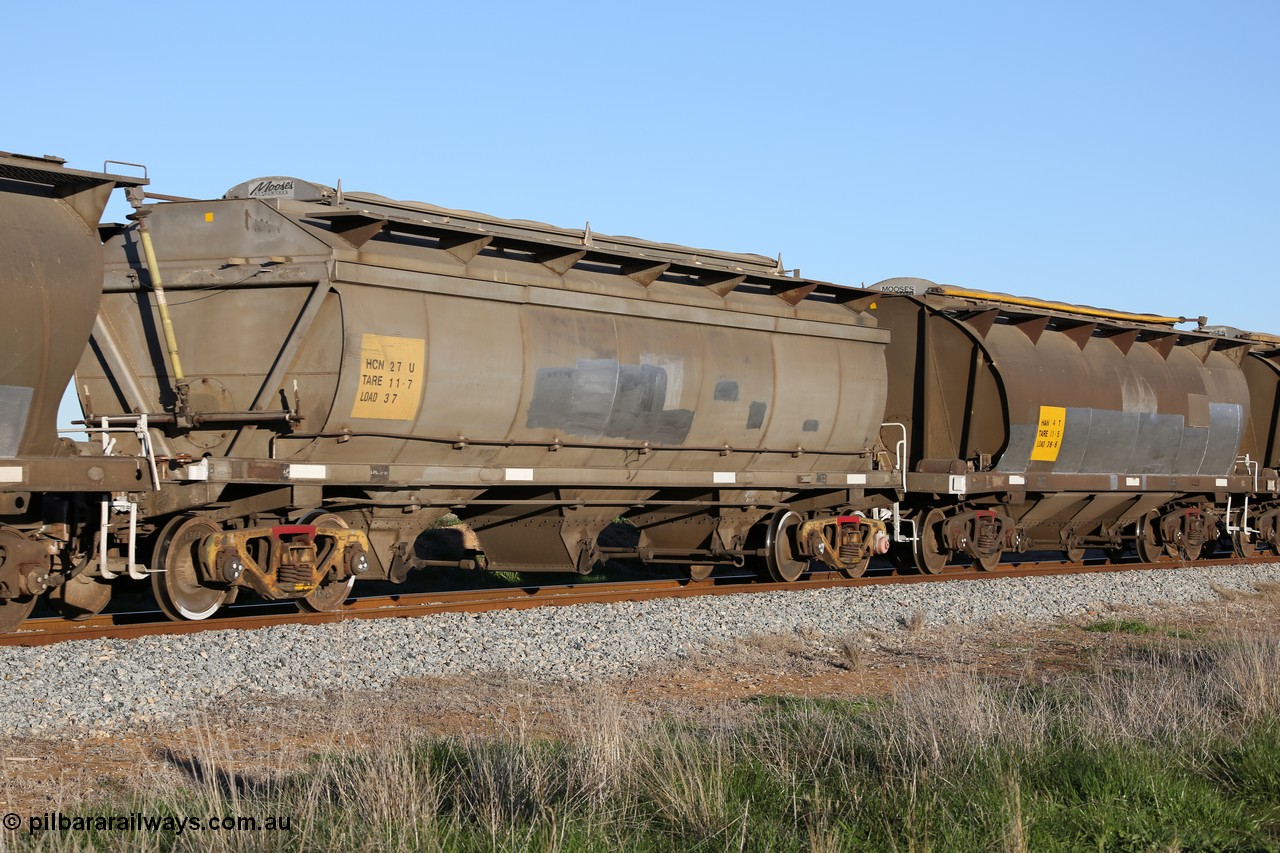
[838,551,872,579]
[688,564,715,581]
[299,512,356,613]
[912,508,952,575]
[975,549,1003,571]
[1135,511,1170,564]
[765,511,809,582]
[152,515,229,621]
[0,529,42,631]
[1231,529,1256,559]
[49,574,113,621]
[0,595,37,633]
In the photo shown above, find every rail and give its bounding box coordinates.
[5,552,1277,647]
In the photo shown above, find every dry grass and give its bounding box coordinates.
[837,635,864,670]
[871,670,1052,774]
[1210,579,1280,604]
[1211,582,1256,603]
[734,631,810,657]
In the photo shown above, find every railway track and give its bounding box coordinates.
[3,553,1275,647]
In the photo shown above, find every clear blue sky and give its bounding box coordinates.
[6,1,1276,430]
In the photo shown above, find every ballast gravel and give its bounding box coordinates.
[2,562,1279,734]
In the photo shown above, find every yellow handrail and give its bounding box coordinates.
[933,286,1191,326]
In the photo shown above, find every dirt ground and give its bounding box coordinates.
[1,586,1276,815]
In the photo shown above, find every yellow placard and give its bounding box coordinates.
[350,334,426,420]
[1030,405,1066,462]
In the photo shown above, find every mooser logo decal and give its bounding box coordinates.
[248,179,296,197]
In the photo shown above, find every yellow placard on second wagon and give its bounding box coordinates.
[1029,405,1067,462]
[350,334,426,420]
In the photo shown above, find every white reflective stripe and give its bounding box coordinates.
[949,475,967,494]
[1215,478,1229,487]
[0,466,21,483]
[288,464,328,480]
[1008,475,1026,485]
[846,473,867,485]
[505,468,534,481]
[1125,476,1140,487]
[713,471,736,484]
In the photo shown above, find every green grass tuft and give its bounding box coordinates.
[1086,617,1157,634]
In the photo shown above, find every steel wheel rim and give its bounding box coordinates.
[1231,529,1255,559]
[0,595,36,633]
[300,512,355,613]
[152,516,227,621]
[765,511,807,582]
[913,508,951,574]
[838,554,870,579]
[1178,540,1203,562]
[1136,511,1169,564]
[300,575,355,612]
